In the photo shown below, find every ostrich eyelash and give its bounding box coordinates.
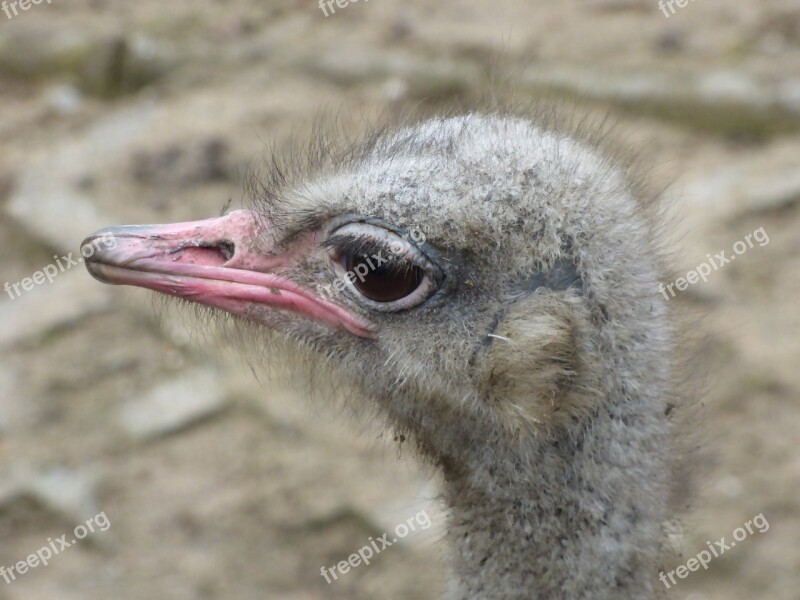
[322,234,386,257]
[322,235,419,276]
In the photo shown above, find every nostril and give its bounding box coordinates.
[218,241,235,261]
[171,241,234,267]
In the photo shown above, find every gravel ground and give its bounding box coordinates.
[0,1,798,599]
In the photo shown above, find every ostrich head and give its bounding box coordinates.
[83,114,673,599]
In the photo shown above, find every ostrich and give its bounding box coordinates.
[82,113,676,599]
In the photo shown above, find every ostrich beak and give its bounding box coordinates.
[81,209,375,338]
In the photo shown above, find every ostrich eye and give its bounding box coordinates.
[343,253,424,303]
[324,222,440,311]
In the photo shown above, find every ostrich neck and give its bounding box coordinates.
[438,399,668,600]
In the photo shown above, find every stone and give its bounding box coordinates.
[25,466,101,526]
[675,139,800,227]
[0,364,16,434]
[118,367,229,440]
[0,270,111,349]
[520,63,800,137]
[5,101,159,252]
[304,51,482,100]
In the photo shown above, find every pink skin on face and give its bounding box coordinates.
[82,209,375,338]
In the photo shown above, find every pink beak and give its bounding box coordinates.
[82,209,375,338]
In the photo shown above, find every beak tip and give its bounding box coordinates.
[80,235,98,255]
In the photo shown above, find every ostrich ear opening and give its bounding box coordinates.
[478,292,597,432]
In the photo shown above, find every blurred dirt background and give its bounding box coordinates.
[0,1,799,599]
